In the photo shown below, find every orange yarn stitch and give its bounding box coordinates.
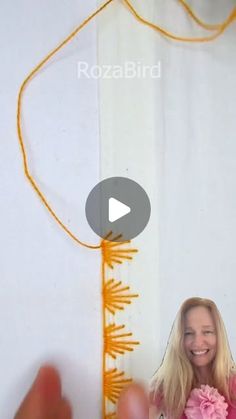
[104,369,132,404]
[103,278,139,315]
[101,236,139,418]
[16,2,236,418]
[104,323,139,359]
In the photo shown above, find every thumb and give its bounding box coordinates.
[117,383,149,419]
[14,365,62,419]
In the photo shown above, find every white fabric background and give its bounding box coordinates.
[0,1,101,418]
[0,1,236,418]
[97,0,236,383]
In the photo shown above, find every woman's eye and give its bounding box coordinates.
[184,332,193,336]
[204,330,213,334]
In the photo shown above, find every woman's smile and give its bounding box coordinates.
[191,350,209,356]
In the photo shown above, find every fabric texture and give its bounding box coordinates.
[97,0,236,390]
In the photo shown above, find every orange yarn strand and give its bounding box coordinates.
[16,3,236,419]
[123,0,236,43]
[17,0,114,250]
[179,0,221,31]
[17,0,236,250]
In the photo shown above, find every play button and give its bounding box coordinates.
[85,177,151,242]
[109,198,131,222]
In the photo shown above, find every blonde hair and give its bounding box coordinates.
[150,297,236,418]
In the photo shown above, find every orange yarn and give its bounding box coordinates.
[101,235,139,417]
[178,0,236,32]
[17,0,113,250]
[123,0,236,43]
[17,0,236,250]
[16,1,236,418]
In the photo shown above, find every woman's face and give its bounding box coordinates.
[183,306,217,370]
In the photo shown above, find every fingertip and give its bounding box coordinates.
[57,397,72,419]
[34,364,61,396]
[117,383,149,419]
[14,365,64,419]
[35,364,61,382]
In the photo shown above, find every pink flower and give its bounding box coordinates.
[184,385,228,419]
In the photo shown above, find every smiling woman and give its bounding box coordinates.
[184,304,217,384]
[150,298,236,419]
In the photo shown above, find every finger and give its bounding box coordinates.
[56,397,72,419]
[14,365,62,419]
[117,383,149,419]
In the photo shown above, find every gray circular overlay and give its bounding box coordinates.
[85,177,151,242]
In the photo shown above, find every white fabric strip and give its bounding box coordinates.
[97,0,236,387]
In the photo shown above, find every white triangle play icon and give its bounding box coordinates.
[109,197,131,223]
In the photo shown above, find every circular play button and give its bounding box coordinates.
[85,177,151,242]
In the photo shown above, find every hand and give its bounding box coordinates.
[14,365,72,419]
[14,365,149,419]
